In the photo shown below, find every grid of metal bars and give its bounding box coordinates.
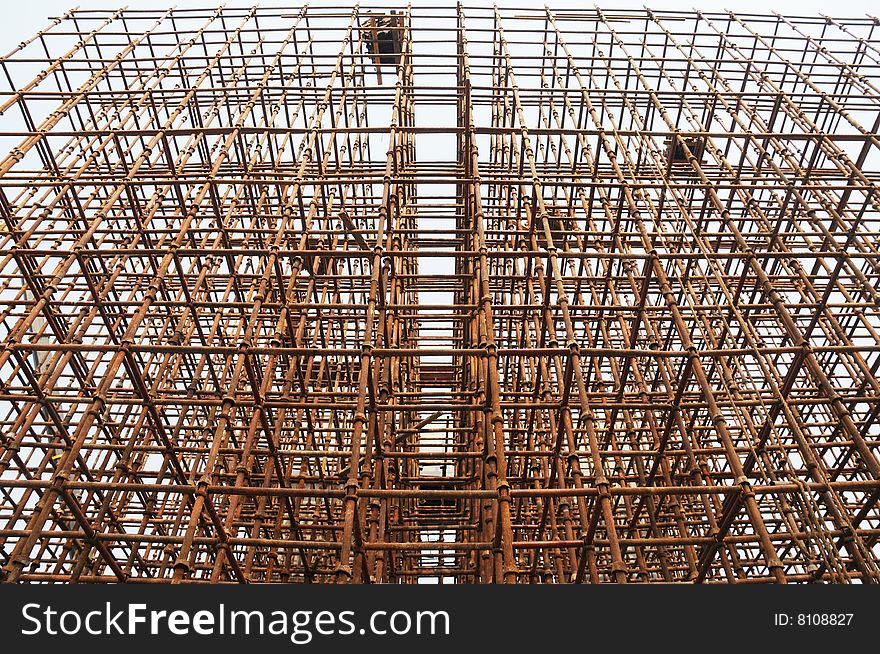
[1,4,880,584]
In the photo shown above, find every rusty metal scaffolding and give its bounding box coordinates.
[1,5,880,585]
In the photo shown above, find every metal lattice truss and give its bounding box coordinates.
[1,5,880,584]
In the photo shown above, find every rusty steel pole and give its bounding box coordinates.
[0,5,879,584]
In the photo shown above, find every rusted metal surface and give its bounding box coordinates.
[0,5,879,584]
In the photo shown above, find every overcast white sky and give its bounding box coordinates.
[1,0,877,53]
